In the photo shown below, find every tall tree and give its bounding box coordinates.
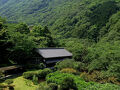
[0,18,9,65]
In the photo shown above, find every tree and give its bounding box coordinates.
[8,32,36,64]
[60,77,77,90]
[31,25,54,47]
[0,18,10,65]
[14,23,30,34]
[6,23,36,64]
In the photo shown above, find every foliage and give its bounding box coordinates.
[31,25,54,47]
[60,77,77,90]
[84,83,120,90]
[0,21,55,64]
[60,68,77,75]
[48,83,58,90]
[23,68,52,80]
[0,0,120,41]
[32,75,38,85]
[63,39,89,62]
[37,68,52,78]
[0,0,120,89]
[0,84,6,90]
[55,59,86,72]
[14,23,29,34]
[0,17,10,65]
[86,42,120,79]
[37,82,50,90]
[55,59,77,70]
[23,71,38,79]
[46,72,90,89]
[80,71,120,85]
[75,62,87,72]
[46,72,120,90]
[4,79,13,85]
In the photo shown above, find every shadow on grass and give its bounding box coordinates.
[0,73,22,83]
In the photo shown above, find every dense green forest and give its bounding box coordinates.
[0,0,120,40]
[0,0,120,90]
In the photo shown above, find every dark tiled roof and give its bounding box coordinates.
[35,48,72,58]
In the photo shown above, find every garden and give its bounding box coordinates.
[0,59,120,90]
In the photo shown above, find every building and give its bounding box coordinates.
[32,48,73,67]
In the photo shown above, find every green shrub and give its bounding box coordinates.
[55,59,86,72]
[23,71,38,79]
[84,83,120,90]
[23,68,52,80]
[4,79,13,85]
[60,68,78,74]
[60,77,77,90]
[37,68,52,78]
[37,82,50,90]
[32,75,38,85]
[74,62,87,71]
[48,83,58,90]
[39,63,46,69]
[55,59,77,70]
[46,72,120,90]
[0,84,6,89]
[46,72,90,89]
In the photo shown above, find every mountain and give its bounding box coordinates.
[0,0,120,41]
[0,0,78,24]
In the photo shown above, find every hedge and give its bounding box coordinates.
[23,68,52,79]
[46,72,120,90]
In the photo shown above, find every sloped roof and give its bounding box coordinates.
[35,48,72,58]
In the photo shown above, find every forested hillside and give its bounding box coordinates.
[0,0,120,41]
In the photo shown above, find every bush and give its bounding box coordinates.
[0,82,14,90]
[55,59,77,70]
[60,77,77,90]
[23,68,52,80]
[23,71,38,79]
[74,62,87,72]
[32,75,38,85]
[37,82,50,90]
[55,59,87,72]
[37,68,52,78]
[46,72,120,90]
[0,84,6,89]
[84,83,120,90]
[60,68,77,74]
[46,72,90,89]
[48,83,58,90]
[4,79,13,85]
[80,71,120,85]
[39,63,46,69]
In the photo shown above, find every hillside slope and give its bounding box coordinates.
[0,0,80,24]
[0,0,120,41]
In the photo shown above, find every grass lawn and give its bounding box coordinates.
[13,76,38,90]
